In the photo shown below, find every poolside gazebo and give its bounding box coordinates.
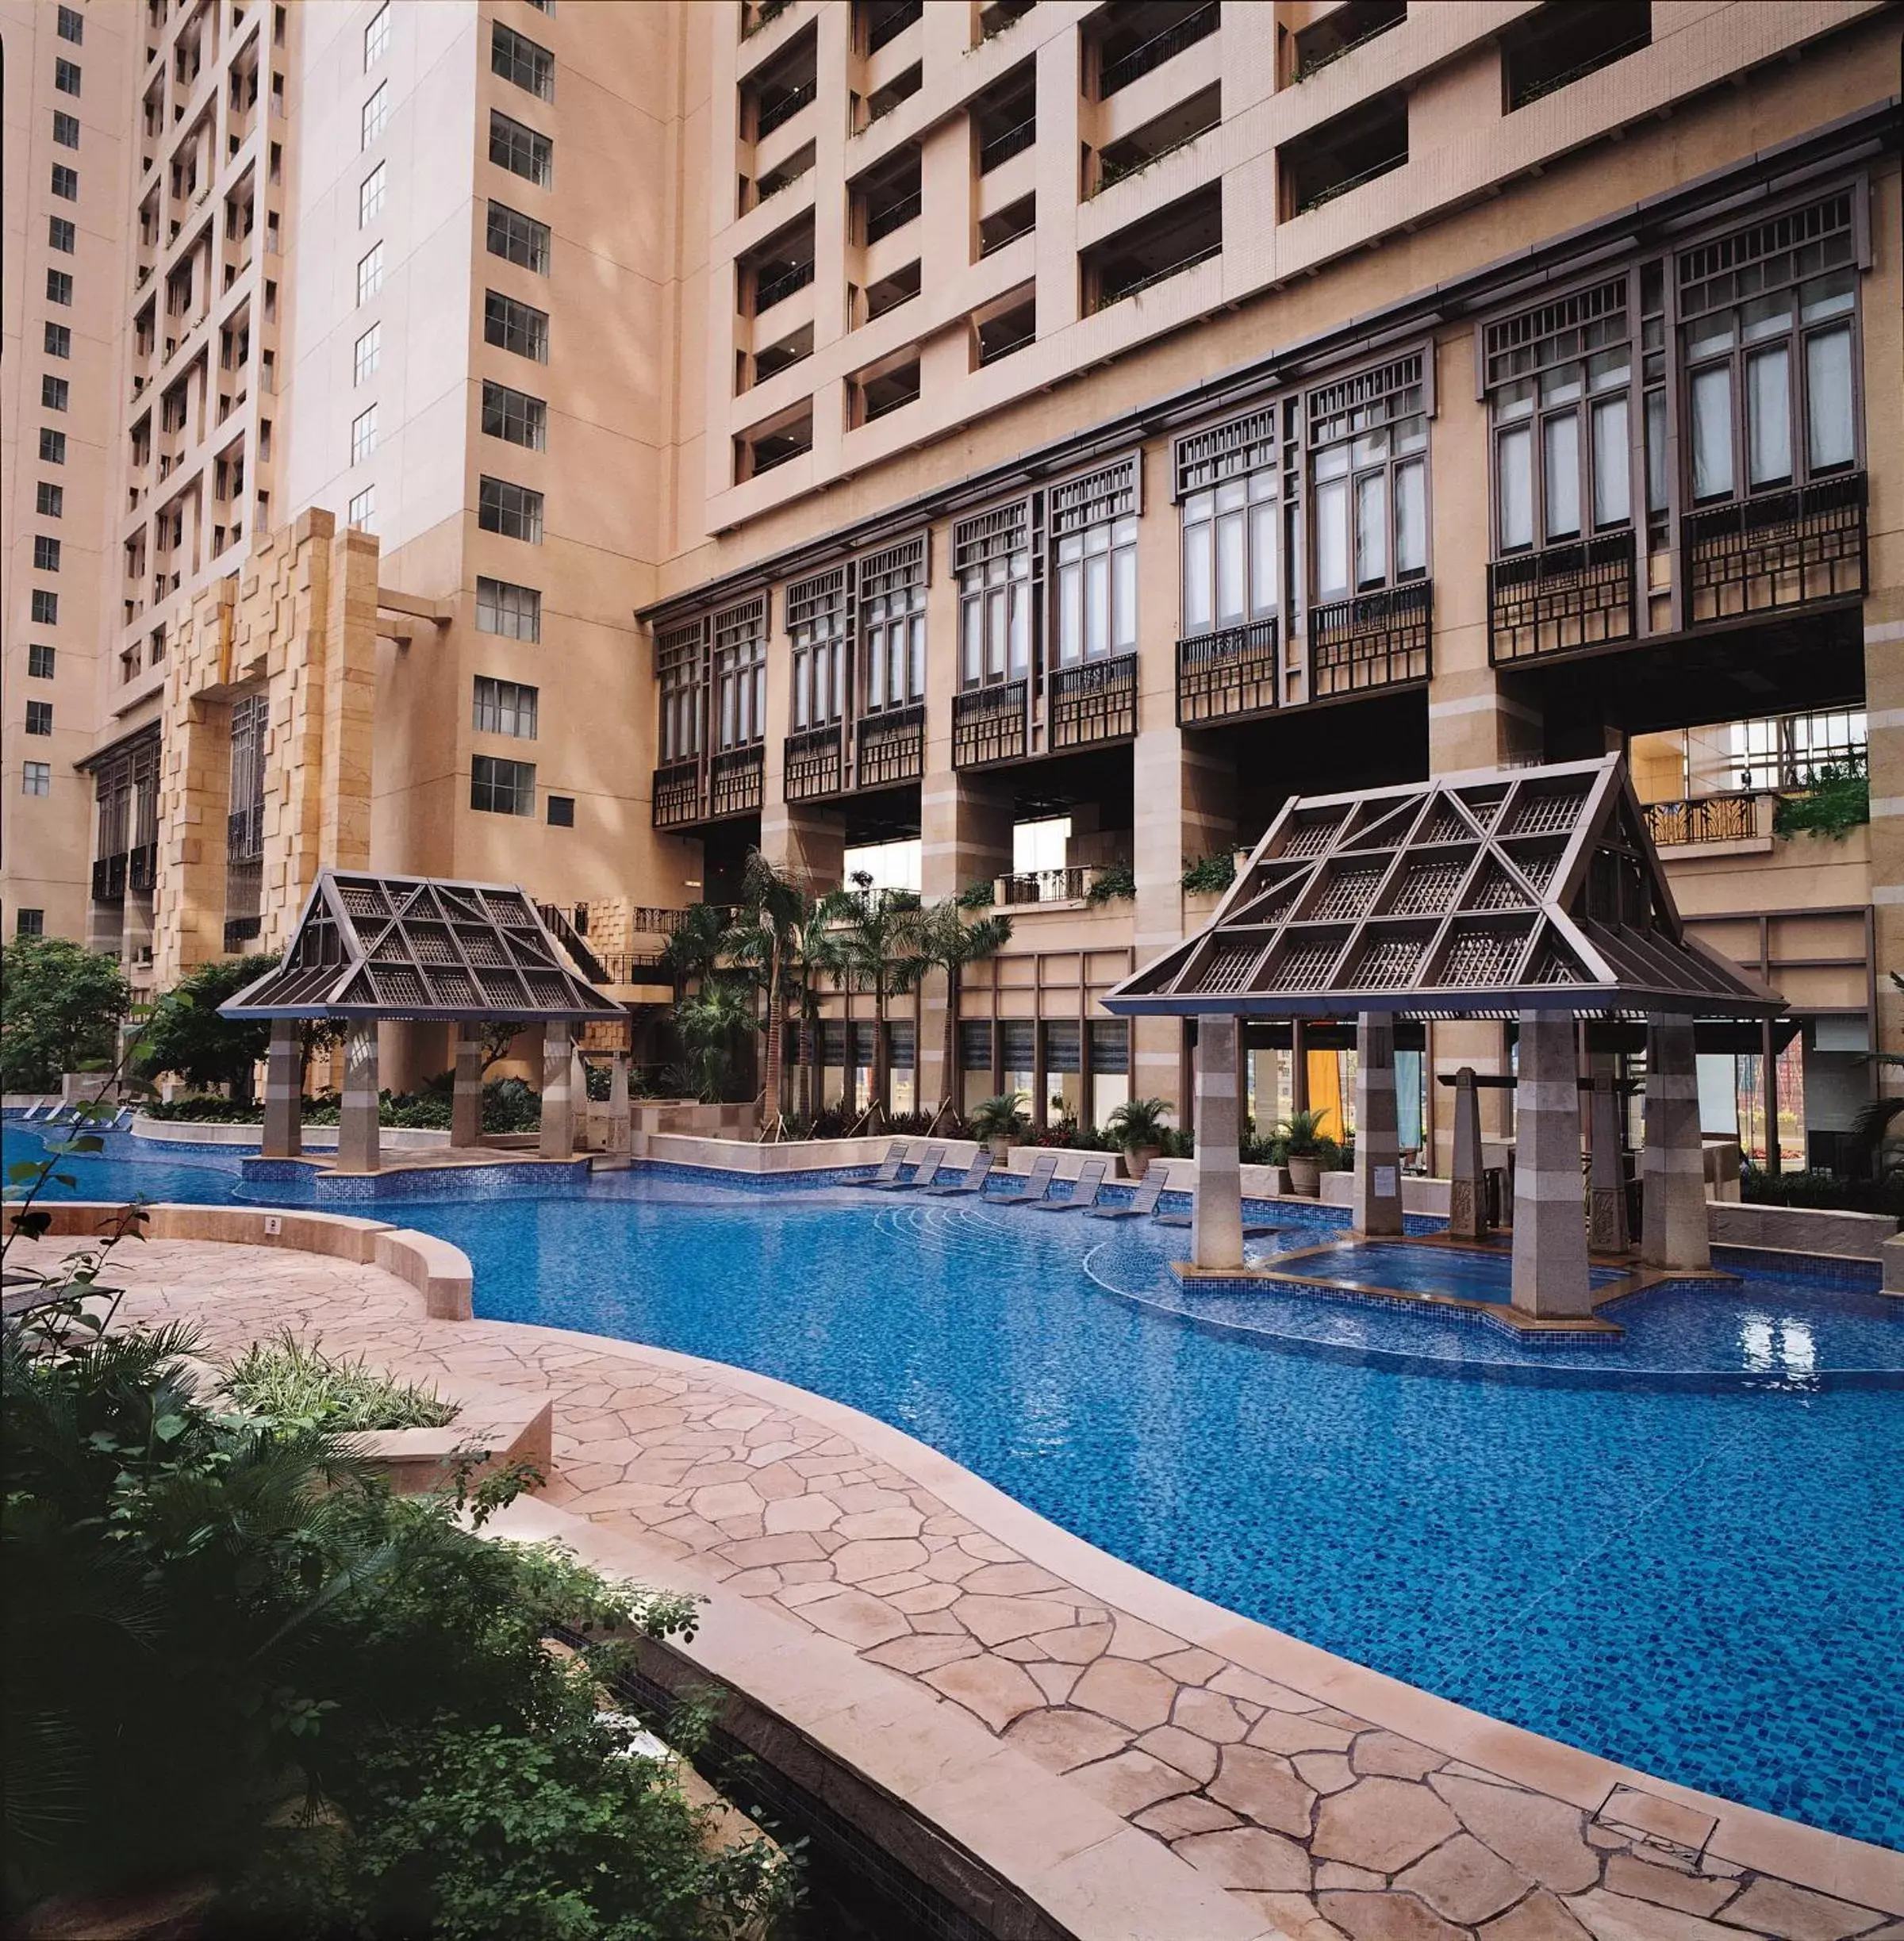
[220,870,624,1174]
[1102,755,1784,1317]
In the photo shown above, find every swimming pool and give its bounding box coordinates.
[8,1125,1902,1851]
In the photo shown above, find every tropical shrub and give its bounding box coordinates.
[1740,1164,1904,1218]
[221,1330,458,1430]
[968,1091,1031,1141]
[0,934,131,1090]
[1276,1107,1332,1157]
[954,880,997,910]
[1180,853,1238,895]
[1772,760,1869,839]
[1084,861,1137,904]
[1104,1097,1172,1152]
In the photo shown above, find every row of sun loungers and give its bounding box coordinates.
[856,1141,1247,1226]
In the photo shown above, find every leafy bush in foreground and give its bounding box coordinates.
[221,1329,458,1431]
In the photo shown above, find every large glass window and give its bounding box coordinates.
[476,575,541,642]
[472,675,538,738]
[489,110,551,188]
[954,501,1032,689]
[858,535,926,712]
[712,600,766,749]
[481,379,547,450]
[787,570,846,731]
[483,290,548,362]
[478,476,543,542]
[492,21,554,100]
[1181,470,1279,636]
[1307,352,1428,600]
[486,201,551,274]
[470,754,535,815]
[656,620,704,763]
[1049,456,1138,666]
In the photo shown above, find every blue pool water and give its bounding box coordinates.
[1265,1238,1626,1306]
[8,1126,1902,1851]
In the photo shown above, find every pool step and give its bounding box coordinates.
[589,1153,634,1173]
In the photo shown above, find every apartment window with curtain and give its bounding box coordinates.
[41,376,69,411]
[477,575,541,641]
[1486,278,1633,554]
[489,111,552,188]
[48,217,75,253]
[478,476,543,542]
[656,620,705,763]
[31,592,59,625]
[954,500,1033,689]
[712,599,767,749]
[47,270,73,304]
[54,57,80,94]
[1178,406,1285,637]
[787,569,846,731]
[24,762,52,796]
[26,702,54,735]
[40,430,67,462]
[486,201,551,274]
[1676,192,1860,506]
[1307,349,1430,601]
[33,537,62,571]
[473,675,539,738]
[1049,455,1138,666]
[859,534,927,712]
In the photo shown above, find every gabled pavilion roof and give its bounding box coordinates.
[220,870,623,1022]
[1104,755,1783,1022]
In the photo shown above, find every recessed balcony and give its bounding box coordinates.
[1681,474,1867,627]
[1092,0,1218,99]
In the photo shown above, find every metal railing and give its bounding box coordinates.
[977,322,1035,366]
[226,802,263,861]
[1091,240,1219,312]
[783,723,846,802]
[1311,581,1432,698]
[535,901,609,984]
[741,0,792,40]
[755,76,816,139]
[1098,1,1218,96]
[977,115,1035,173]
[997,867,1092,906]
[952,678,1027,768]
[128,842,158,893]
[865,0,922,53]
[1050,651,1138,749]
[1294,147,1407,216]
[1682,472,1868,626]
[864,189,920,244]
[652,758,703,830]
[709,742,766,818]
[1176,619,1278,727]
[753,257,815,313]
[1643,794,1766,849]
[1488,529,1636,666]
[855,702,925,787]
[91,853,129,902]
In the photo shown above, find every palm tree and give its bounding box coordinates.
[787,888,852,1122]
[893,899,1013,1132]
[671,979,754,1103]
[831,873,920,1133]
[655,902,729,1003]
[729,849,813,1139]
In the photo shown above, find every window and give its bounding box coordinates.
[31,591,59,625]
[23,762,52,796]
[25,701,54,736]
[16,908,46,937]
[29,645,56,678]
[54,57,80,94]
[1676,194,1860,504]
[486,201,551,274]
[473,675,539,738]
[44,323,71,359]
[1177,406,1285,636]
[546,794,574,827]
[355,242,383,303]
[492,21,554,99]
[57,4,83,40]
[489,111,551,188]
[470,754,535,815]
[476,575,541,641]
[527,0,554,12]
[1050,456,1138,666]
[36,483,63,518]
[361,82,390,150]
[656,620,704,762]
[34,536,62,572]
[1486,279,1633,553]
[787,570,846,730]
[954,500,1033,689]
[1306,350,1430,600]
[481,379,547,449]
[483,290,548,361]
[363,2,390,67]
[859,535,927,711]
[40,375,70,412]
[478,476,543,542]
[359,162,386,226]
[48,216,75,253]
[712,599,766,748]
[40,429,67,462]
[351,405,378,463]
[354,323,381,384]
[50,165,78,200]
[52,109,79,147]
[347,485,376,531]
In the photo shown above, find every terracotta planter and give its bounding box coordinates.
[988,1134,1016,1162]
[1287,1153,1322,1198]
[1122,1143,1161,1180]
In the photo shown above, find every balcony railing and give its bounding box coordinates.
[864,189,920,244]
[1050,651,1138,750]
[223,915,263,952]
[784,723,846,802]
[953,678,1027,768]
[1091,240,1220,313]
[856,702,924,787]
[1683,473,1867,626]
[754,257,815,313]
[977,116,1035,173]
[1311,581,1432,699]
[91,853,129,902]
[997,867,1093,906]
[755,77,817,139]
[1098,1,1219,96]
[1643,793,1770,849]
[1177,619,1277,727]
[652,758,704,830]
[128,842,158,892]
[709,742,766,818]
[1488,530,1635,666]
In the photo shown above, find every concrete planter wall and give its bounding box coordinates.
[129,1112,452,1152]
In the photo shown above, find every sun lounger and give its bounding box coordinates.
[854,1141,909,1188]
[871,1143,946,1191]
[1030,1157,1108,1213]
[992,1151,1061,1205]
[924,1149,993,1196]
[1086,1160,1169,1220]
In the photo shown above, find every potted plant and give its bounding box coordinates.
[969,1091,1030,1160]
[1105,1096,1172,1180]
[1277,1107,1331,1197]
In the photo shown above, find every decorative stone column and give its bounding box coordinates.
[260,1018,302,1160]
[1587,1069,1631,1252]
[336,1020,380,1174]
[539,1020,574,1160]
[1447,1067,1486,1239]
[1351,1011,1404,1237]
[451,1025,483,1149]
[1510,1011,1590,1317]
[608,1051,631,1155]
[1641,1012,1709,1270]
[1192,1014,1245,1270]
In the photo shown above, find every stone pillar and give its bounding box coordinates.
[1447,1067,1487,1239]
[1290,1018,1311,1116]
[919,770,1015,1114]
[260,1018,302,1160]
[608,1051,631,1154]
[451,1025,483,1149]
[1641,1013,1709,1270]
[1192,1014,1245,1269]
[1510,1011,1590,1317]
[1351,1011,1405,1237]
[539,1020,574,1159]
[336,1020,380,1174]
[1587,1070,1631,1252]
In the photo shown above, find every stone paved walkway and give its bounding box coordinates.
[28,1235,1902,1941]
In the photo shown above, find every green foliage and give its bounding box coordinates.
[1772,760,1869,840]
[138,1077,539,1133]
[1180,853,1238,895]
[1276,1107,1332,1157]
[1084,861,1138,904]
[1740,1163,1904,1217]
[968,1091,1030,1141]
[0,935,131,1091]
[954,879,997,909]
[672,980,754,1103]
[132,956,274,1097]
[1104,1096,1172,1149]
[221,1330,458,1431]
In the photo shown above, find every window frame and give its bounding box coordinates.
[1047,452,1140,669]
[50,164,78,201]
[359,161,386,227]
[1174,403,1292,640]
[36,481,63,516]
[363,2,390,67]
[360,81,389,150]
[25,700,55,736]
[40,428,67,462]
[480,378,547,450]
[48,215,75,253]
[31,590,60,626]
[347,485,377,531]
[23,761,52,796]
[858,533,928,713]
[40,374,70,412]
[486,201,551,274]
[351,404,378,465]
[489,109,552,189]
[470,752,536,815]
[355,241,383,304]
[712,596,767,750]
[472,673,540,738]
[483,289,550,362]
[33,535,63,572]
[44,322,71,359]
[954,499,1035,691]
[29,644,56,678]
[492,21,555,100]
[1303,345,1435,603]
[52,109,79,147]
[354,322,381,384]
[56,5,83,43]
[53,56,80,95]
[787,568,848,731]
[656,619,706,763]
[478,475,544,543]
[476,575,542,642]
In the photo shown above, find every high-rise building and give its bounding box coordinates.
[3,0,1899,1168]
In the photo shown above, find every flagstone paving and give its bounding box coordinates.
[25,1233,1903,1941]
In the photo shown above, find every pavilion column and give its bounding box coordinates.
[451,1025,483,1149]
[1642,1013,1709,1270]
[1192,1014,1245,1269]
[608,1051,632,1154]
[1351,1011,1404,1237]
[1587,1068,1631,1252]
[539,1021,574,1159]
[1510,1011,1591,1317]
[336,1021,380,1174]
[1447,1067,1486,1239]
[260,1019,302,1160]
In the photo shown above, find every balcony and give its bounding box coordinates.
[128,842,159,892]
[1084,185,1220,313]
[1177,620,1278,727]
[953,680,1027,769]
[996,867,1101,907]
[756,75,816,140]
[754,256,815,314]
[1050,652,1138,750]
[1682,474,1867,627]
[1311,582,1432,700]
[709,743,766,818]
[91,853,129,902]
[1488,531,1636,666]
[1096,1,1218,98]
[652,758,703,830]
[784,723,846,803]
[856,703,924,787]
[1643,793,1774,852]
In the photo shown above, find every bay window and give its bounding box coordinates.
[955,499,1033,689]
[1181,472,1279,635]
[787,568,846,731]
[1306,351,1429,601]
[712,597,766,750]
[656,619,704,764]
[859,534,927,712]
[1049,454,1138,666]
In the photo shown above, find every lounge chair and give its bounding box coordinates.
[924,1149,993,1196]
[1086,1160,1169,1220]
[871,1143,946,1192]
[854,1140,910,1188]
[1031,1156,1108,1214]
[992,1151,1061,1205]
